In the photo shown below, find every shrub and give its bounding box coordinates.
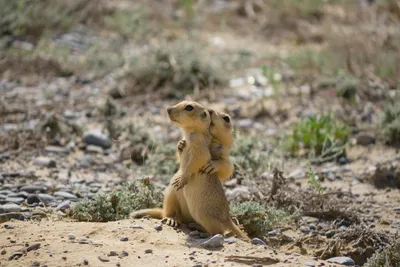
[284,113,350,161]
[381,104,400,146]
[72,178,163,222]
[364,241,400,267]
[231,201,290,238]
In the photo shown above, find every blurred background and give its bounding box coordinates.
[0,1,400,265]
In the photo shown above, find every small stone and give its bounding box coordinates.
[325,230,335,238]
[145,249,153,254]
[45,146,69,154]
[393,206,400,212]
[201,234,224,248]
[27,243,40,252]
[224,237,236,244]
[355,134,375,146]
[189,230,201,237]
[252,264,263,267]
[37,194,55,204]
[98,255,110,262]
[120,237,128,242]
[120,251,129,258]
[83,130,112,149]
[56,200,71,211]
[1,203,21,212]
[130,225,144,229]
[5,197,24,204]
[86,145,104,154]
[78,238,92,244]
[192,264,202,267]
[154,224,162,231]
[300,226,310,234]
[83,259,89,265]
[20,186,46,194]
[4,224,14,229]
[108,251,118,257]
[304,262,316,267]
[309,224,317,230]
[8,251,23,260]
[33,157,56,168]
[251,238,266,246]
[68,233,76,240]
[327,256,355,266]
[53,191,78,200]
[27,194,41,205]
[1,249,6,255]
[268,230,277,237]
[31,260,40,266]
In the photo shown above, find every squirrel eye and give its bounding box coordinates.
[223,116,230,123]
[184,105,194,111]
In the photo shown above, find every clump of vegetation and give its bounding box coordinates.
[0,0,112,42]
[231,133,274,177]
[284,113,350,162]
[231,201,290,238]
[72,178,163,222]
[122,42,226,97]
[380,104,400,147]
[306,164,325,193]
[370,162,400,189]
[364,240,400,267]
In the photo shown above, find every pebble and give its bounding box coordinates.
[31,260,40,266]
[5,197,24,204]
[130,225,144,229]
[68,233,76,240]
[45,146,69,154]
[120,237,128,242]
[8,251,23,260]
[33,157,56,168]
[192,264,202,267]
[268,230,277,236]
[224,237,236,244]
[27,243,40,252]
[53,191,78,200]
[154,224,162,231]
[4,224,14,229]
[393,207,400,212]
[83,130,112,149]
[325,230,335,238]
[309,224,317,230]
[327,256,355,266]
[98,255,110,262]
[27,194,41,205]
[355,134,375,146]
[300,226,310,234]
[189,230,201,237]
[56,200,71,211]
[19,185,46,193]
[201,234,224,248]
[108,251,118,256]
[304,262,315,267]
[38,194,55,204]
[145,249,153,254]
[1,203,21,212]
[83,259,89,265]
[251,238,266,246]
[120,251,129,258]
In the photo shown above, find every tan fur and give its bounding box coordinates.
[131,102,248,240]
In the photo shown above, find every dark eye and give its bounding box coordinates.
[223,116,230,123]
[185,105,194,111]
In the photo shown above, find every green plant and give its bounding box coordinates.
[380,104,400,146]
[230,133,273,176]
[284,113,350,161]
[364,241,400,267]
[122,42,226,97]
[72,178,163,222]
[306,163,325,193]
[231,201,291,237]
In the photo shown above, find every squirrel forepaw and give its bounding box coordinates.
[177,139,186,151]
[199,162,216,175]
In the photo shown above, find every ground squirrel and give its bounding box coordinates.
[132,101,248,240]
[130,101,211,227]
[173,109,234,188]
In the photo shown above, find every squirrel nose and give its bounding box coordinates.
[167,107,172,114]
[208,109,214,115]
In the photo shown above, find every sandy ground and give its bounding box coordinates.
[0,218,347,267]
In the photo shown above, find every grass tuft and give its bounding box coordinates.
[364,240,400,267]
[72,178,163,222]
[380,104,400,146]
